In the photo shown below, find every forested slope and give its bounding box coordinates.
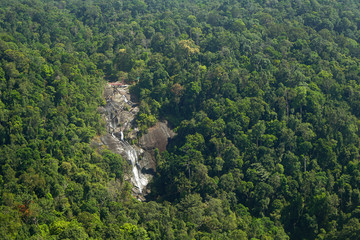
[1,0,360,239]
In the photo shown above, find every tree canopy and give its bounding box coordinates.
[2,0,360,239]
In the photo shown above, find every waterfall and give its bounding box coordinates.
[111,135,148,193]
[123,141,147,193]
[105,86,148,194]
[123,95,128,103]
[102,83,173,198]
[120,131,124,141]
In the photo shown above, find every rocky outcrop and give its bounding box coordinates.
[140,122,175,152]
[138,122,175,172]
[98,83,173,199]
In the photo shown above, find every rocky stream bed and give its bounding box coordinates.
[97,83,174,200]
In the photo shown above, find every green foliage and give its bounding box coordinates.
[2,0,360,239]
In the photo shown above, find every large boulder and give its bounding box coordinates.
[139,122,175,152]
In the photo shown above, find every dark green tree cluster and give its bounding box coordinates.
[2,0,360,239]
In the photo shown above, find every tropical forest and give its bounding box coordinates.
[2,0,360,239]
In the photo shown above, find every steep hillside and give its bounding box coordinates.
[2,0,360,239]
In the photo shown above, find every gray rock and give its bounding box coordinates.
[139,122,175,152]
[99,83,174,199]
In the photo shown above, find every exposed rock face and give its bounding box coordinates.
[99,83,173,198]
[138,122,175,172]
[140,122,175,152]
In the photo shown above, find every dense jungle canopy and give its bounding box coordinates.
[2,0,360,239]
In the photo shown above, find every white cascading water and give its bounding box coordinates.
[103,83,173,197]
[123,95,128,103]
[120,131,124,141]
[108,91,148,193]
[122,141,148,193]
